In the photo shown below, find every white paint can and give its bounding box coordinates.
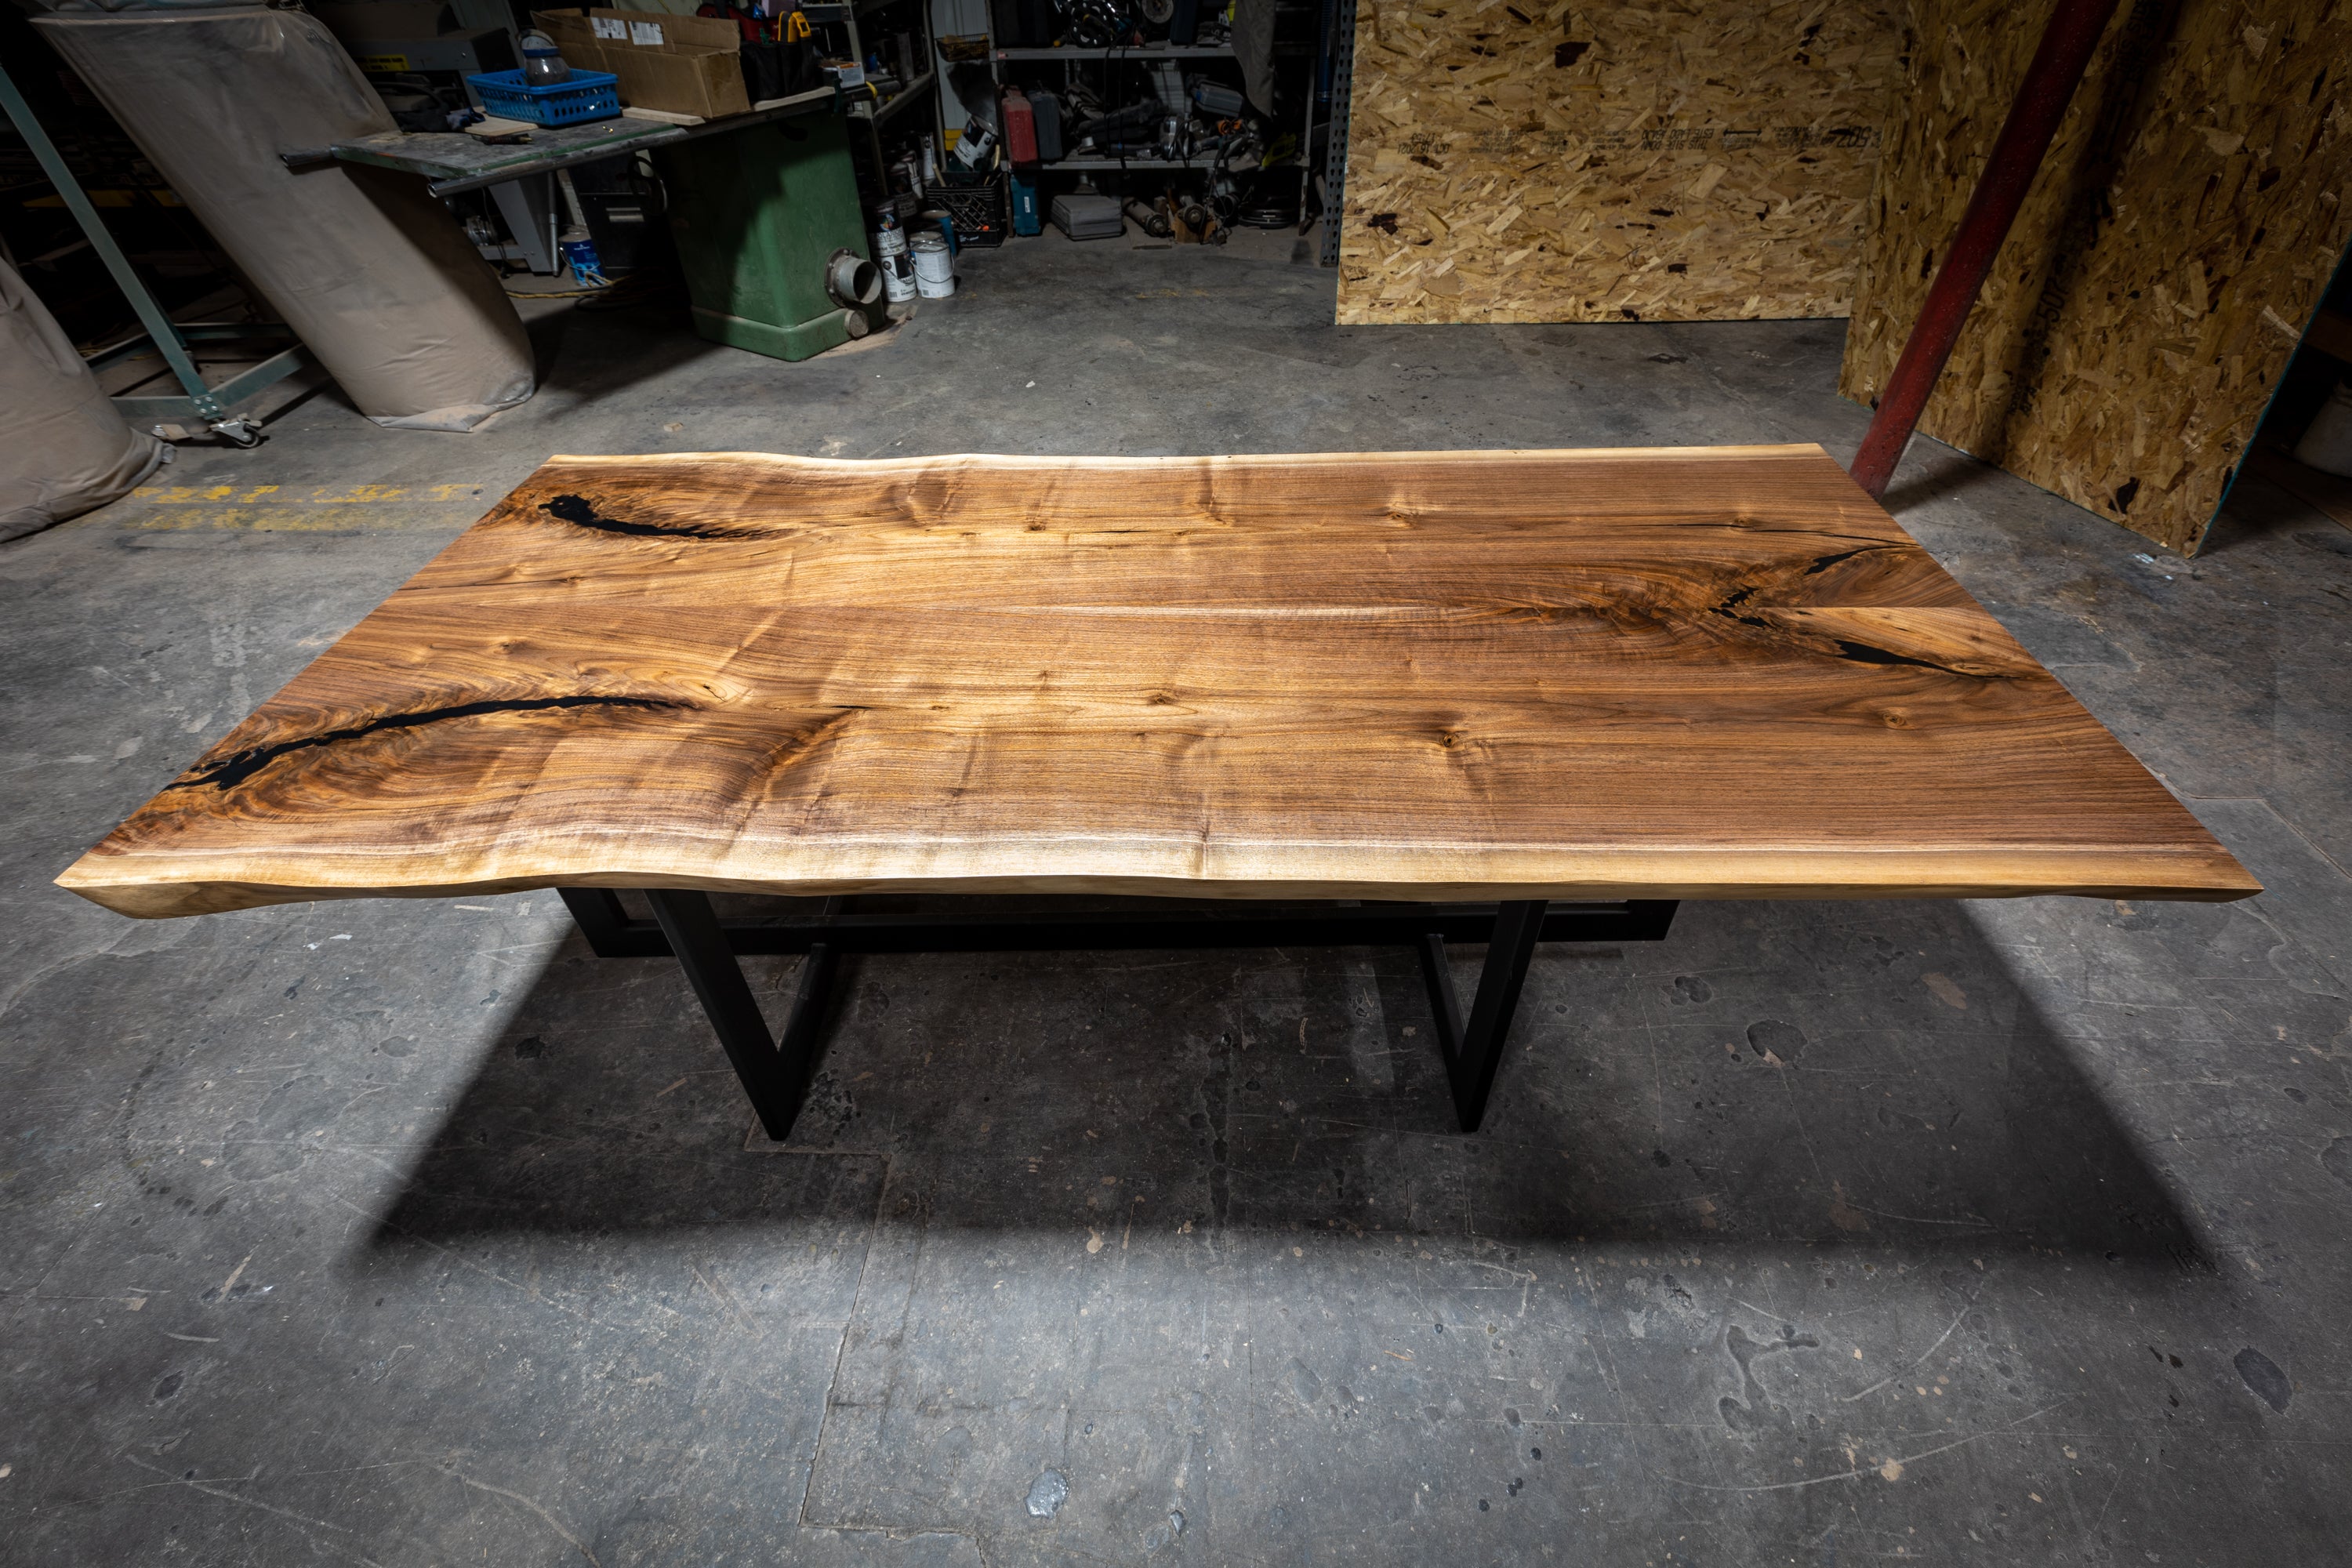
[910,232,955,298]
[874,225,916,303]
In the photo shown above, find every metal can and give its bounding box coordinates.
[875,224,917,302]
[950,117,997,171]
[910,232,955,298]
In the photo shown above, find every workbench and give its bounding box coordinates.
[324,89,837,273]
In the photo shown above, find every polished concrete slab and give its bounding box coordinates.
[5,230,2350,1564]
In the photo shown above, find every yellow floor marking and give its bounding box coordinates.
[108,481,495,532]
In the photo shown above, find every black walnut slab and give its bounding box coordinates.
[57,445,2258,918]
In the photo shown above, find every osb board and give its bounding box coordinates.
[1334,0,1907,325]
[1838,0,2352,555]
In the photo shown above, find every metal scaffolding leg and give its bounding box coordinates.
[0,55,310,443]
[1318,1,1355,268]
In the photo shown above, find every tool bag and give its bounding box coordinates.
[699,3,826,101]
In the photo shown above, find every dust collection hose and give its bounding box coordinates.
[826,249,881,310]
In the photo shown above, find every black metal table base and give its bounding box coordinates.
[561,889,1679,1141]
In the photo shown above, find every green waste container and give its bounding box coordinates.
[658,113,884,362]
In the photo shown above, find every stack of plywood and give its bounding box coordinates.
[1335,0,1907,325]
[1838,0,2352,554]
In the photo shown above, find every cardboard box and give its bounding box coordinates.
[532,9,750,120]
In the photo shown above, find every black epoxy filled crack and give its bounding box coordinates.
[542,494,742,539]
[1711,585,1772,628]
[1802,545,1893,575]
[1830,639,1980,677]
[175,695,685,791]
[1708,579,1990,677]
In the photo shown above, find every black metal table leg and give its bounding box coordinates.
[644,889,838,1142]
[558,887,637,957]
[1417,899,1548,1133]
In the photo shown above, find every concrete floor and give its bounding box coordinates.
[6,230,2351,1566]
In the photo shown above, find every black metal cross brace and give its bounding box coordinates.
[559,888,1679,1142]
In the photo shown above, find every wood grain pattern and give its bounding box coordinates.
[57,445,2257,918]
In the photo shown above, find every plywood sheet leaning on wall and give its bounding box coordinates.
[1839,0,2352,555]
[1335,0,1907,325]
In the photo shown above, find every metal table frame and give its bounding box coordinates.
[557,888,1679,1141]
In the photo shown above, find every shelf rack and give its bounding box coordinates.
[995,44,1244,60]
[808,0,942,195]
[983,31,1324,223]
[871,68,936,123]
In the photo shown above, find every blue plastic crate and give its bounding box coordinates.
[465,68,622,127]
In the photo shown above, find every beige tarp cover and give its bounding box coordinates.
[14,0,273,11]
[32,6,536,431]
[0,255,168,542]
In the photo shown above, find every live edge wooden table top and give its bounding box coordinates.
[58,445,2257,920]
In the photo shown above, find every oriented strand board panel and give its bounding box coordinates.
[1839,0,2352,554]
[1335,0,1907,325]
[58,447,2255,920]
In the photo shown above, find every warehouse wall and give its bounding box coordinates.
[1838,0,2352,554]
[1334,0,1906,325]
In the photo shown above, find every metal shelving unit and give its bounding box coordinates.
[871,68,937,122]
[993,44,1245,60]
[984,29,1323,223]
[808,0,941,191]
[1318,0,1352,266]
[1033,156,1202,170]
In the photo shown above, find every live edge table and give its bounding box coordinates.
[58,445,2259,1141]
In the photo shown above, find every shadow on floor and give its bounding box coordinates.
[2201,463,2352,555]
[1878,448,2013,516]
[368,898,2205,1268]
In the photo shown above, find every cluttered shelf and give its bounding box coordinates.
[801,0,916,19]
[854,69,935,124]
[995,44,1232,60]
[1035,154,1298,171]
[992,43,1315,60]
[975,10,1328,240]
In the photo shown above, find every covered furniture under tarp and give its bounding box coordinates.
[0,254,168,543]
[27,0,536,432]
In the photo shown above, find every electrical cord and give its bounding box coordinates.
[576,266,680,310]
[503,265,677,308]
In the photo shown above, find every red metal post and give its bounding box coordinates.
[1847,0,2123,499]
